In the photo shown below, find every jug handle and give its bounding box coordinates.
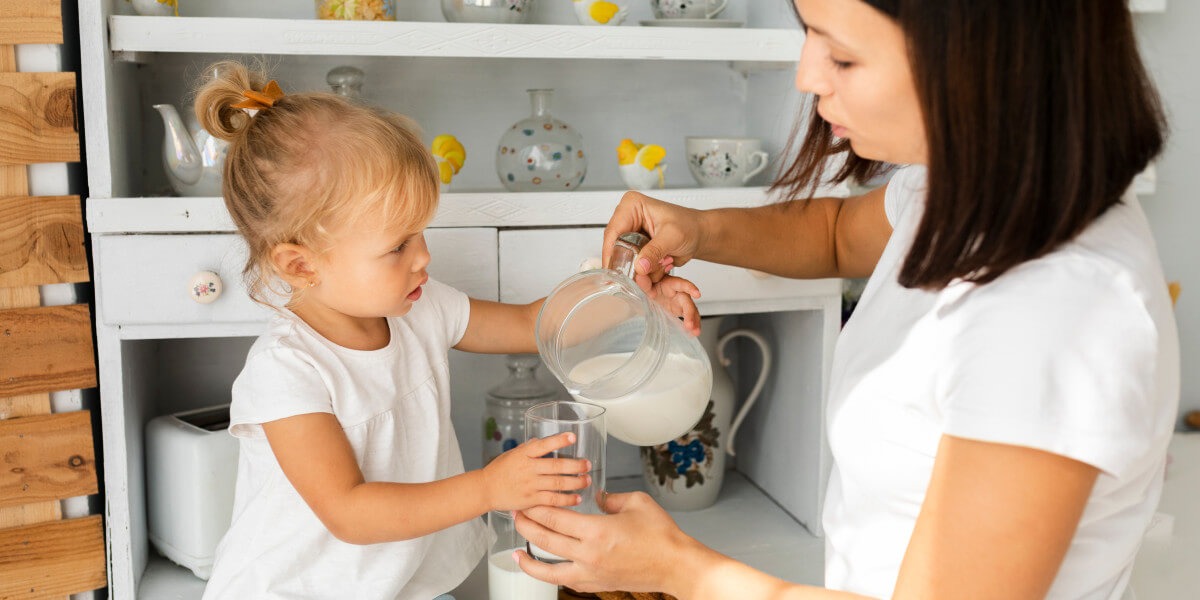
[717,329,772,457]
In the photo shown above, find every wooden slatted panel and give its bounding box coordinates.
[0,304,97,398]
[0,412,97,509]
[0,41,59,534]
[0,72,78,165]
[0,196,88,287]
[0,516,106,598]
[0,0,63,46]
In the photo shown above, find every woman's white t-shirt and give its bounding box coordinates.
[203,278,489,600]
[823,166,1180,599]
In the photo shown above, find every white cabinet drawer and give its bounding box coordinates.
[95,229,499,326]
[498,228,839,311]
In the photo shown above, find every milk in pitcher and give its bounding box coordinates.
[568,352,711,446]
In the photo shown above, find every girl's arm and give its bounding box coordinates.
[263,413,590,545]
[515,435,1098,599]
[453,298,542,354]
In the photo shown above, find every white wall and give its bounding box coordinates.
[1134,6,1200,422]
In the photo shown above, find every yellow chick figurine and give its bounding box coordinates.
[617,138,667,190]
[573,0,629,26]
[431,134,466,187]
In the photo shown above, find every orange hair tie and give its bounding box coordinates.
[231,80,285,111]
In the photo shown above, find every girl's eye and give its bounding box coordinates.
[392,242,409,253]
[830,57,854,71]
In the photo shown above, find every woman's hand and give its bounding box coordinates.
[513,491,711,596]
[603,192,706,293]
[481,432,592,512]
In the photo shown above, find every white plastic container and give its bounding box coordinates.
[145,404,239,579]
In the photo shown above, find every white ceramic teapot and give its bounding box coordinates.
[153,103,227,197]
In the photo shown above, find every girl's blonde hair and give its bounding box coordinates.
[194,60,439,305]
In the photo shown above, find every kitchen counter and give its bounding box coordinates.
[138,471,822,599]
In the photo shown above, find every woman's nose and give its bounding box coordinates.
[794,40,831,97]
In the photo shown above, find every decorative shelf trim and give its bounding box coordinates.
[108,16,803,62]
[85,186,830,233]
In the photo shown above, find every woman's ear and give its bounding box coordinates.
[270,243,319,288]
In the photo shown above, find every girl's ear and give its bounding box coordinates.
[270,243,319,288]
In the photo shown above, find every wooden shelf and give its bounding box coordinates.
[136,472,824,600]
[108,16,803,63]
[85,186,832,233]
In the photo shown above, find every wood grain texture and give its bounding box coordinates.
[0,196,88,287]
[0,72,79,165]
[0,0,63,45]
[0,515,106,598]
[0,394,51,420]
[0,305,97,398]
[0,286,39,309]
[0,42,69,584]
[0,411,97,509]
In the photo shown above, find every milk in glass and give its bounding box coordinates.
[488,549,557,600]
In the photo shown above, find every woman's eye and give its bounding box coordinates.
[830,57,853,70]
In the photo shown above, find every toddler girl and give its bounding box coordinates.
[195,61,592,599]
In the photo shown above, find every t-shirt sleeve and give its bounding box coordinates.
[418,277,471,348]
[938,260,1160,479]
[883,165,927,227]
[228,346,332,439]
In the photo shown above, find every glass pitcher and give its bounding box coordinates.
[535,232,713,446]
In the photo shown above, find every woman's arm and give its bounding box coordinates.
[893,435,1098,599]
[515,435,1097,599]
[601,184,892,286]
[262,413,590,545]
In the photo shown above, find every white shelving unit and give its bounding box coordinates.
[81,2,840,599]
[108,16,803,62]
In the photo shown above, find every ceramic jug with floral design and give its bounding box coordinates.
[641,316,771,511]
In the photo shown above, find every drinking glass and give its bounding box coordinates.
[524,401,606,563]
[487,511,557,600]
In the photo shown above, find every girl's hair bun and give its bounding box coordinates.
[193,60,269,142]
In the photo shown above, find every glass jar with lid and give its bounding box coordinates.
[483,354,560,465]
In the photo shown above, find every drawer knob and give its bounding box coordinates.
[189,271,223,304]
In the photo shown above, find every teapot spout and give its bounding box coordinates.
[153,104,203,186]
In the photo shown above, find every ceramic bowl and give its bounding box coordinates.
[441,0,535,24]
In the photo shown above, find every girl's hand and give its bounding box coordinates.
[603,192,706,292]
[647,267,702,336]
[481,432,592,512]
[513,491,708,595]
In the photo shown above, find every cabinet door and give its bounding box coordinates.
[94,229,498,326]
[498,228,838,311]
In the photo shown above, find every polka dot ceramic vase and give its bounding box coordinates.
[496,89,587,192]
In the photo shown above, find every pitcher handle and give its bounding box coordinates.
[716,328,772,457]
[741,151,770,184]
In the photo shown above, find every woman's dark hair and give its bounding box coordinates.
[773,0,1167,289]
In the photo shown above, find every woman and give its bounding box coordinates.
[513,1,1178,599]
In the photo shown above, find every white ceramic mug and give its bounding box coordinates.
[685,137,770,187]
[650,0,727,19]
